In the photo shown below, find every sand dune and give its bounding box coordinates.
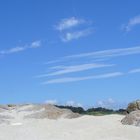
[0,105,139,140]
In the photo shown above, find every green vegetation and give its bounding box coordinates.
[7,104,16,107]
[56,105,126,116]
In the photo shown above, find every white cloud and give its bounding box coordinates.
[108,98,115,104]
[42,72,123,84]
[55,17,93,42]
[61,28,93,42]
[66,101,83,107]
[97,101,104,106]
[128,68,140,74]
[37,63,114,78]
[45,100,57,105]
[30,40,42,48]
[0,40,42,56]
[96,98,127,109]
[96,98,116,109]
[44,100,83,107]
[123,15,140,31]
[55,17,85,31]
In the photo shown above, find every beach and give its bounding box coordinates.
[0,114,140,140]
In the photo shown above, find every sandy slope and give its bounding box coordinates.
[0,114,140,140]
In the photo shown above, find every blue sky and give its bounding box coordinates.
[0,0,140,108]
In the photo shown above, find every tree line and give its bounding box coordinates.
[56,105,126,115]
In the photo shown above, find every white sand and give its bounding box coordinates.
[0,114,140,140]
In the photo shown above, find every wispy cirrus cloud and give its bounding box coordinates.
[46,46,140,65]
[66,46,140,59]
[37,63,114,78]
[39,67,140,85]
[37,45,140,85]
[0,40,42,56]
[0,47,26,55]
[55,17,85,31]
[128,68,140,74]
[123,15,140,31]
[61,28,93,42]
[42,72,123,84]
